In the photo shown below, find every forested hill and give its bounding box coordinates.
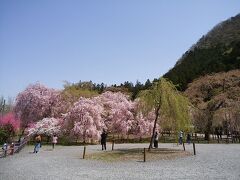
[184,70,240,136]
[164,13,240,91]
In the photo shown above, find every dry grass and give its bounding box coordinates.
[86,148,191,162]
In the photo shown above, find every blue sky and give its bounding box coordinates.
[0,0,240,99]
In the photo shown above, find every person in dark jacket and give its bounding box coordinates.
[154,132,159,148]
[101,129,107,150]
[186,133,191,144]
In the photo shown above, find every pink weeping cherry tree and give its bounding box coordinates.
[130,111,159,139]
[14,83,66,136]
[65,97,105,143]
[96,91,135,136]
[49,90,72,118]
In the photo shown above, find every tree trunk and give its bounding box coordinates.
[47,136,50,144]
[18,126,27,142]
[149,107,160,150]
[204,112,212,141]
[204,131,209,141]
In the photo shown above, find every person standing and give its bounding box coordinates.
[10,142,14,155]
[219,128,222,140]
[34,134,41,153]
[2,142,8,157]
[154,132,159,148]
[179,130,183,145]
[101,129,107,150]
[52,134,58,149]
[186,133,191,144]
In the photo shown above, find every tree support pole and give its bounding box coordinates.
[193,142,196,155]
[143,148,146,162]
[83,146,86,159]
[112,140,114,151]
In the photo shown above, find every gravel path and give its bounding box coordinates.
[0,143,240,180]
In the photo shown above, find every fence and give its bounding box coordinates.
[0,135,30,158]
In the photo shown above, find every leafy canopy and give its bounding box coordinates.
[138,78,192,132]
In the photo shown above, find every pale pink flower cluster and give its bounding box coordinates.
[66,97,105,141]
[96,92,135,135]
[15,83,59,124]
[28,117,62,136]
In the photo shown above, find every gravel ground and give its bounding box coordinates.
[0,143,240,180]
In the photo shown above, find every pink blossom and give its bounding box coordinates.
[65,97,105,141]
[0,112,20,131]
[96,91,135,135]
[28,117,62,136]
[14,83,67,128]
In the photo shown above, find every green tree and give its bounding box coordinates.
[62,81,99,104]
[138,78,192,149]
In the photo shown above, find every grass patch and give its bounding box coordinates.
[86,148,191,162]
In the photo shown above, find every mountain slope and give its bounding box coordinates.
[164,13,240,90]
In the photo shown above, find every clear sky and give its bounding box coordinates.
[0,0,240,99]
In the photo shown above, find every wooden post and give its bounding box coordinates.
[183,141,185,151]
[83,146,86,159]
[143,148,146,162]
[4,149,7,157]
[193,142,196,155]
[112,140,114,151]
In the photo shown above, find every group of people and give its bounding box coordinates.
[103,130,195,150]
[100,130,160,150]
[2,129,192,158]
[178,130,191,145]
[33,134,58,153]
[33,130,108,152]
[154,130,191,148]
[31,130,190,153]
[1,142,16,157]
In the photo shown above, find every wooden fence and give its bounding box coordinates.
[0,135,30,158]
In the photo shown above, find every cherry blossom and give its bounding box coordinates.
[14,83,66,128]
[65,97,105,141]
[0,112,20,131]
[96,91,135,135]
[27,117,62,136]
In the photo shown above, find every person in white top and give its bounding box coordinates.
[52,134,58,149]
[179,130,183,145]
